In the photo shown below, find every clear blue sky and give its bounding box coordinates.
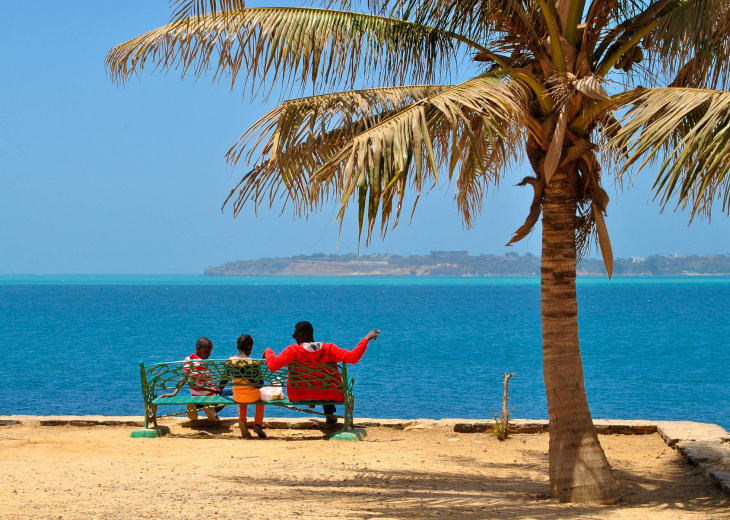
[2,1,730,274]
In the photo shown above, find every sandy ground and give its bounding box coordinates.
[1,420,728,520]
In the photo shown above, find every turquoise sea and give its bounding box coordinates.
[1,275,728,429]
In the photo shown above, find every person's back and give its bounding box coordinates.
[228,334,267,439]
[159,337,221,422]
[263,322,380,419]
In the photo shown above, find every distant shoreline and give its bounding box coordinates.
[204,251,730,277]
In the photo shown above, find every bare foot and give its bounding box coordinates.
[239,423,252,439]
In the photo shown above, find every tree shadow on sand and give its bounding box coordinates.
[217,453,729,519]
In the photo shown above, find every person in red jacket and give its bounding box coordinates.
[263,321,380,425]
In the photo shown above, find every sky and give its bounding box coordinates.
[2,1,730,274]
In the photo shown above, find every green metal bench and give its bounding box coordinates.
[132,358,365,441]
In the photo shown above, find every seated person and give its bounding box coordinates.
[263,321,380,425]
[227,334,267,439]
[159,337,222,422]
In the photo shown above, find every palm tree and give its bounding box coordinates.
[107,0,730,504]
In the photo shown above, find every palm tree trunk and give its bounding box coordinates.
[541,171,621,504]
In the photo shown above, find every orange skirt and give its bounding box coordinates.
[232,381,261,403]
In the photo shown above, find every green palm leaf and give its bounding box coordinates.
[225,86,449,219]
[647,0,727,55]
[640,0,730,84]
[597,0,730,86]
[106,7,482,95]
[608,87,730,219]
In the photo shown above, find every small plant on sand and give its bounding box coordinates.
[492,373,514,441]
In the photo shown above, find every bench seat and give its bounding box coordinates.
[152,396,344,407]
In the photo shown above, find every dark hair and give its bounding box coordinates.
[293,321,314,341]
[237,334,254,356]
[196,337,213,350]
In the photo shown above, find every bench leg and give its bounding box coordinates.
[330,384,366,440]
[131,425,170,438]
[144,404,158,429]
[329,428,367,441]
[134,403,168,438]
[344,384,355,430]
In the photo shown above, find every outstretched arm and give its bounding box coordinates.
[328,329,380,364]
[364,329,380,341]
[264,345,298,372]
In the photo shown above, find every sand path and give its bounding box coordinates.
[1,421,728,519]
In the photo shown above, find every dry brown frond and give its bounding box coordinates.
[362,0,544,53]
[227,85,450,168]
[106,7,478,96]
[226,74,529,242]
[169,0,246,22]
[310,73,528,239]
[667,12,730,89]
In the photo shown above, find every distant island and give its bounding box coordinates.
[204,251,730,276]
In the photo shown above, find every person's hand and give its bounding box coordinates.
[365,329,381,340]
[159,393,174,398]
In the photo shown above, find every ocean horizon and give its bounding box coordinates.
[2,275,728,429]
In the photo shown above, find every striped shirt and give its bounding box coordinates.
[184,354,216,397]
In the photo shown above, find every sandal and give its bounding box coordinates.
[203,408,221,422]
[253,424,267,438]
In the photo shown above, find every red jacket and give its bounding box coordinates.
[263,338,369,401]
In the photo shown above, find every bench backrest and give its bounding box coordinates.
[140,358,347,396]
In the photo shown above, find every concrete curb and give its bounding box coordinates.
[2,415,728,494]
[653,421,730,494]
[453,418,660,435]
[451,418,730,496]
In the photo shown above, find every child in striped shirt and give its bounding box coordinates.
[160,337,222,422]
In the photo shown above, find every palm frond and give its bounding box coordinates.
[106,8,480,95]
[227,74,529,241]
[607,87,730,220]
[646,0,728,57]
[225,86,440,218]
[227,85,451,168]
[226,119,379,219]
[668,12,730,88]
[587,0,657,58]
[359,0,543,52]
[600,0,730,84]
[169,0,245,22]
[309,73,528,238]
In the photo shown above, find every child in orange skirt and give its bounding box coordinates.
[228,334,266,439]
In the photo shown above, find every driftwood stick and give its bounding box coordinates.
[501,372,515,427]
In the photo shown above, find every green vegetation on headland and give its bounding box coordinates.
[204,251,730,276]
